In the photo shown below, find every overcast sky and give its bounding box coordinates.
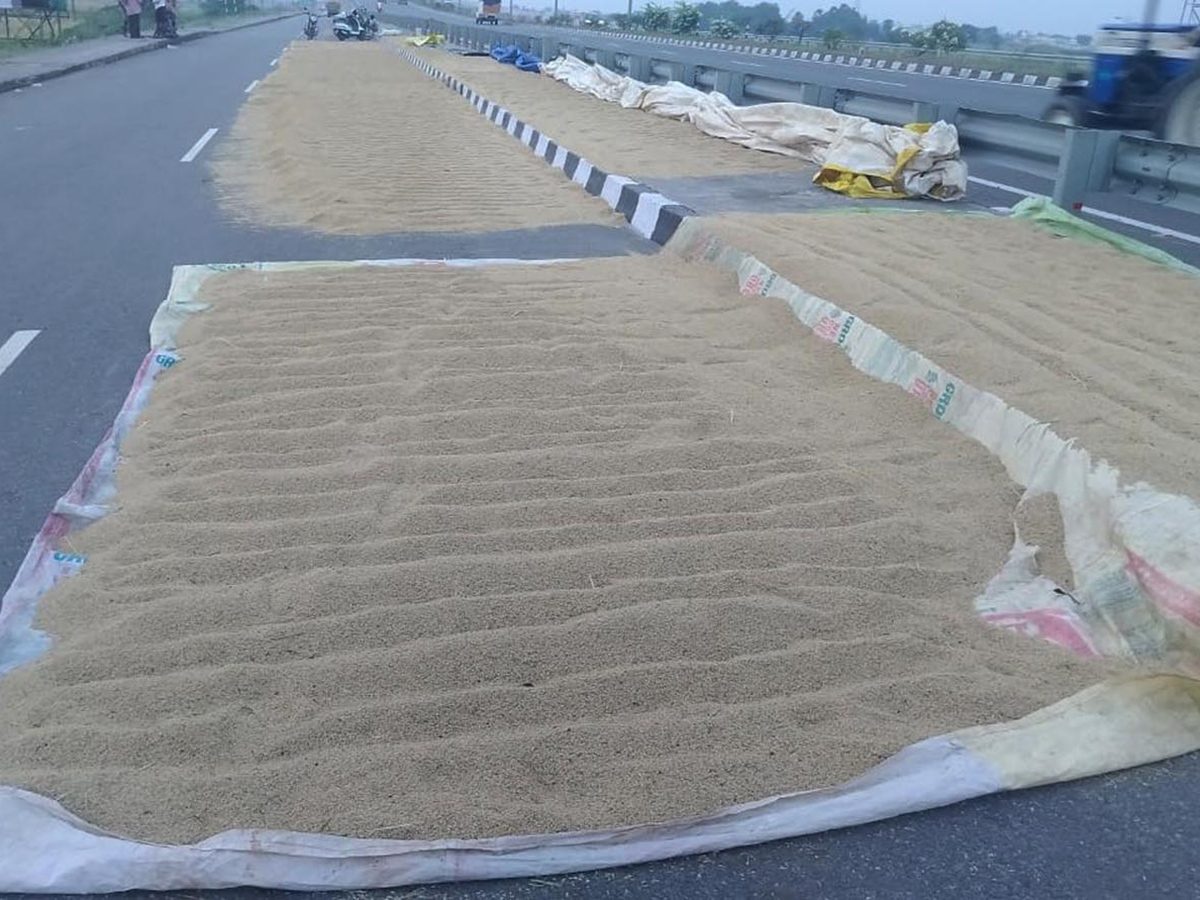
[849,1,1165,34]
[568,1,1172,35]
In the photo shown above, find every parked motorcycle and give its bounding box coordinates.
[303,8,319,39]
[332,7,378,41]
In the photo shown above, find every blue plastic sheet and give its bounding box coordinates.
[490,44,520,63]
[489,44,542,72]
[515,50,542,72]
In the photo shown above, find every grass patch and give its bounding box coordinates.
[0,2,278,57]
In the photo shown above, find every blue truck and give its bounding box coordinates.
[1044,1,1200,144]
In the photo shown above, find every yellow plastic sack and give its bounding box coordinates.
[813,143,922,200]
[404,33,443,46]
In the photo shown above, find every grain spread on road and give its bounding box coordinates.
[404,44,801,179]
[0,255,1109,844]
[702,211,1200,501]
[211,42,618,234]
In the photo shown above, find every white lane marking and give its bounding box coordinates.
[848,76,905,87]
[244,79,259,93]
[270,57,279,66]
[967,175,1038,198]
[969,177,1200,245]
[180,127,218,163]
[743,62,765,69]
[1080,206,1200,246]
[0,330,40,379]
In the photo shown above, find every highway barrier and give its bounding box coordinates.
[395,15,1200,221]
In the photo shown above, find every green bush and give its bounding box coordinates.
[641,2,669,32]
[671,0,698,34]
[709,17,739,38]
[911,19,966,53]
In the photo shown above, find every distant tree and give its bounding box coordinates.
[1075,33,1092,46]
[975,24,1002,48]
[696,1,783,36]
[909,20,965,53]
[641,1,670,31]
[823,26,843,49]
[755,15,782,35]
[788,11,806,39]
[546,11,572,25]
[811,4,868,40]
[928,19,966,52]
[709,16,740,38]
[672,0,700,33]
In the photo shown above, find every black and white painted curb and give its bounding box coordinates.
[398,49,694,245]
[559,29,1063,89]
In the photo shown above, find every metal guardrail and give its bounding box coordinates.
[954,108,1066,163]
[399,16,1200,220]
[414,3,1089,66]
[1111,136,1200,215]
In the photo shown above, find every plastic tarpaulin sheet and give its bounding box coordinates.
[669,216,1200,672]
[1010,195,1200,276]
[403,32,442,46]
[490,43,520,63]
[489,44,543,72]
[515,50,543,73]
[541,54,967,201]
[4,248,1200,891]
[3,669,1199,892]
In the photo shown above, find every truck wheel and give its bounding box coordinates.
[1042,95,1087,128]
[1162,75,1200,146]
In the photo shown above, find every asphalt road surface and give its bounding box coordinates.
[1,17,1198,900]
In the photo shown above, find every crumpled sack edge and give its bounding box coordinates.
[669,215,1200,668]
[1010,196,1200,277]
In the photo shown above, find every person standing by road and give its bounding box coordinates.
[119,0,142,38]
[152,0,178,37]
[153,0,167,37]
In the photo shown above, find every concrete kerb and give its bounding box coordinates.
[0,12,299,95]
[394,47,694,245]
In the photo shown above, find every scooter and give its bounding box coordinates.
[332,7,378,41]
[303,8,319,39]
